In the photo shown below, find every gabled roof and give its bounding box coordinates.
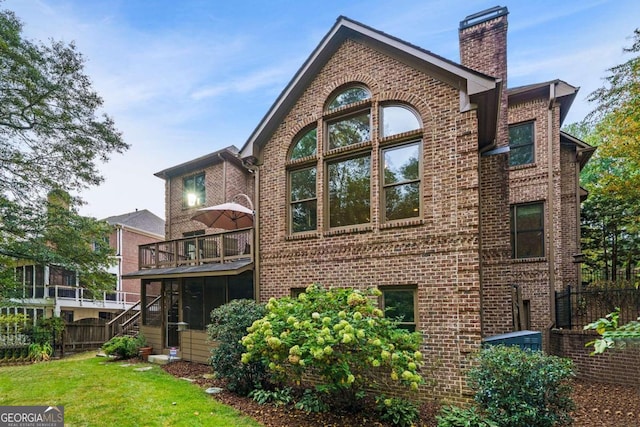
[507,80,579,126]
[240,15,502,158]
[103,209,165,237]
[154,145,241,180]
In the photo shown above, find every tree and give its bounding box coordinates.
[568,29,640,277]
[0,6,128,296]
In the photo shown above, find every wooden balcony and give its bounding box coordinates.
[138,228,253,269]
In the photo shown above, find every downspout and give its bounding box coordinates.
[253,166,260,302]
[547,83,557,340]
[117,225,123,293]
[167,177,172,238]
[240,159,260,302]
[219,153,227,202]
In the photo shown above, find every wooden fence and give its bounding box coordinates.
[62,319,107,352]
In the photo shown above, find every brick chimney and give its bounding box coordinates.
[459,6,508,147]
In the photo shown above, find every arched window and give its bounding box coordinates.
[327,86,370,110]
[290,128,317,160]
[288,127,318,233]
[380,105,421,138]
[324,85,373,229]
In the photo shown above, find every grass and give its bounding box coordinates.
[0,352,262,427]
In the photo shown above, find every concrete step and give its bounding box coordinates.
[147,354,181,365]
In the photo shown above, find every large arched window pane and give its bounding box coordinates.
[382,142,420,221]
[327,86,370,110]
[327,112,370,149]
[381,105,421,138]
[290,167,317,233]
[328,155,371,227]
[290,128,317,160]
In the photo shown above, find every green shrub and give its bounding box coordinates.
[28,342,53,362]
[469,345,574,427]
[241,284,425,411]
[436,405,497,427]
[207,299,267,396]
[101,335,144,359]
[294,388,329,413]
[375,396,420,427]
[249,386,294,407]
[30,316,65,345]
[0,313,28,331]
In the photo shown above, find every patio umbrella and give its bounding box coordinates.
[191,202,254,230]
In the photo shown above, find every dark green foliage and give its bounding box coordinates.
[207,299,267,395]
[375,396,420,427]
[25,316,65,346]
[468,346,575,427]
[101,335,144,359]
[294,388,329,413]
[249,387,293,407]
[437,406,498,427]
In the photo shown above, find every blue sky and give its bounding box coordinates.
[4,0,639,220]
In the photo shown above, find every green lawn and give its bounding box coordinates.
[0,352,262,427]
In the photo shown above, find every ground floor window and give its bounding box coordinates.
[182,272,253,330]
[60,310,74,323]
[380,286,417,332]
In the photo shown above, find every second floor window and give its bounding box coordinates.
[286,84,423,234]
[510,202,544,258]
[328,154,371,228]
[509,122,534,166]
[289,128,318,233]
[183,173,205,208]
[382,142,420,221]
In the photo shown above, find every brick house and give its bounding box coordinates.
[129,6,593,400]
[102,209,165,310]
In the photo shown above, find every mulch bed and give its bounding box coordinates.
[162,360,640,427]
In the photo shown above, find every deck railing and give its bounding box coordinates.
[555,284,640,329]
[47,286,139,308]
[138,228,253,269]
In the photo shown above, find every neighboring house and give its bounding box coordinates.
[1,209,164,325]
[128,7,593,400]
[103,209,165,310]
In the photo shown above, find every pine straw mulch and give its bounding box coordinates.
[161,360,640,427]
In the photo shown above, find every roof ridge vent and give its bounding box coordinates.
[459,6,508,30]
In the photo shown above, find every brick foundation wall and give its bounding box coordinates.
[550,329,640,387]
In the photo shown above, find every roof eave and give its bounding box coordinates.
[154,146,241,180]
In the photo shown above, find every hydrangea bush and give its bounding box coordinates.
[241,284,425,408]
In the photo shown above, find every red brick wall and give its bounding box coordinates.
[460,12,513,339]
[164,161,252,240]
[256,38,483,402]
[550,329,640,387]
